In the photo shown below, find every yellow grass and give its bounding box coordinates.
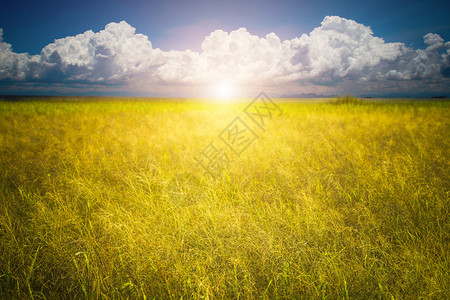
[0,97,449,299]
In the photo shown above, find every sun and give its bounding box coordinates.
[215,81,234,100]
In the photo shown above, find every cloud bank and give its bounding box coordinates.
[1,16,449,96]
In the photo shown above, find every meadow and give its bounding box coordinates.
[0,96,449,299]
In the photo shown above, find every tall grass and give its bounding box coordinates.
[329,95,363,105]
[0,98,449,299]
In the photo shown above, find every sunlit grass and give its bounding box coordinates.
[0,98,449,299]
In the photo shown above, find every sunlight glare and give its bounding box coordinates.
[215,81,234,100]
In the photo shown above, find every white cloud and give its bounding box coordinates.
[0,29,34,81]
[34,21,164,83]
[0,17,449,96]
[292,16,405,82]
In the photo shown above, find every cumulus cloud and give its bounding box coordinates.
[1,16,449,95]
[0,28,33,81]
[29,21,163,83]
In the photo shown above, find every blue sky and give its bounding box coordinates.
[1,0,450,97]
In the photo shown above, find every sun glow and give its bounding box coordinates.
[215,81,234,100]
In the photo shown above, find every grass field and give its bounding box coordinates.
[0,97,449,299]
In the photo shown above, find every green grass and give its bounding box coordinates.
[0,97,449,299]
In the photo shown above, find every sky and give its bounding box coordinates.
[0,0,450,97]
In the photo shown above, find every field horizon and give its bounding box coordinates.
[0,96,448,299]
